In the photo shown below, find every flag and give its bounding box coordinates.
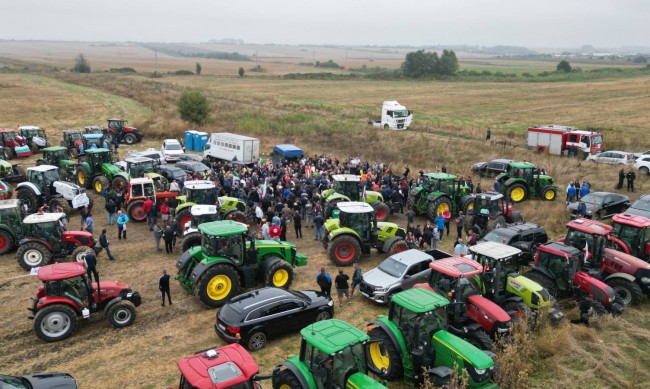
[362,185,367,200]
[262,177,268,198]
[584,241,589,264]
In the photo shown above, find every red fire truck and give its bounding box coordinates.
[527,124,604,158]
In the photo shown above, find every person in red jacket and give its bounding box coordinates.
[143,197,154,231]
[442,209,451,237]
[160,200,170,226]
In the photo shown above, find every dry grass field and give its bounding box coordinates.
[0,42,649,388]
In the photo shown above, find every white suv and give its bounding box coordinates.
[161,139,184,162]
[586,150,634,165]
[634,155,650,175]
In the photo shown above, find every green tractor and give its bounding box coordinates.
[122,156,166,190]
[175,220,308,307]
[367,288,499,388]
[0,199,25,255]
[407,172,474,221]
[173,180,247,234]
[271,319,388,389]
[36,146,77,181]
[322,202,407,266]
[75,148,129,193]
[495,161,557,203]
[321,174,391,222]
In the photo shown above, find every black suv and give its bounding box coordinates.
[478,222,548,263]
[0,372,77,388]
[471,158,514,178]
[215,287,333,351]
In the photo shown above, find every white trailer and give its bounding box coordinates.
[203,132,260,164]
[368,100,413,130]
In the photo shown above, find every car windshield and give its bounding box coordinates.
[167,169,185,179]
[377,257,408,278]
[189,162,209,172]
[482,229,513,244]
[630,198,650,212]
[393,109,408,118]
[43,169,60,182]
[166,143,182,150]
[4,132,15,140]
[69,132,82,140]
[580,194,603,205]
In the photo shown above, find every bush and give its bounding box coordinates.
[72,53,91,73]
[557,60,572,73]
[172,70,194,75]
[177,90,209,125]
[238,67,245,77]
[315,60,343,69]
[109,67,137,73]
[249,64,265,72]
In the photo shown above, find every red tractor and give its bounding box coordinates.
[29,262,141,342]
[561,218,650,306]
[414,254,512,351]
[608,213,650,262]
[124,177,177,222]
[525,242,624,315]
[15,212,101,270]
[103,118,143,145]
[172,344,266,389]
[0,128,32,159]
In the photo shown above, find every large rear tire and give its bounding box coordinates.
[227,210,247,224]
[93,176,109,194]
[49,197,72,215]
[406,196,417,213]
[107,300,137,328]
[0,229,14,255]
[4,147,12,160]
[509,210,524,224]
[75,166,91,189]
[503,301,532,323]
[196,264,239,308]
[126,200,147,222]
[606,278,642,306]
[17,242,51,270]
[175,208,192,234]
[373,202,390,222]
[181,232,202,252]
[34,304,77,342]
[466,329,493,352]
[112,176,127,191]
[328,235,361,266]
[427,197,452,222]
[71,246,94,263]
[272,368,302,389]
[368,327,403,380]
[264,259,294,289]
[17,188,40,214]
[387,239,408,255]
[487,215,506,233]
[506,183,528,203]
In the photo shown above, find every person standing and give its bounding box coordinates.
[576,199,587,219]
[304,200,313,228]
[453,238,468,256]
[627,169,636,192]
[168,218,179,247]
[617,168,625,190]
[431,226,440,250]
[486,127,491,141]
[143,197,153,230]
[160,200,170,226]
[579,180,590,199]
[350,263,362,299]
[293,212,302,239]
[467,230,478,246]
[116,210,128,240]
[314,212,325,241]
[168,196,179,217]
[163,226,176,254]
[334,269,351,307]
[80,205,89,230]
[316,267,332,297]
[406,208,415,226]
[280,215,288,241]
[82,250,99,284]
[455,211,465,240]
[105,197,116,226]
[442,209,451,237]
[83,212,94,235]
[99,229,115,260]
[434,213,445,243]
[261,219,270,240]
[159,269,172,307]
[153,223,163,252]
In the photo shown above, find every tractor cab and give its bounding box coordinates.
[128,177,156,200]
[470,241,523,292]
[337,202,377,243]
[19,125,48,150]
[564,219,611,266]
[83,134,106,150]
[28,165,62,196]
[422,173,459,197]
[473,192,509,218]
[84,125,103,135]
[84,148,112,170]
[61,129,84,158]
[199,221,249,265]
[0,199,25,236]
[108,119,127,134]
[37,262,91,309]
[182,180,217,205]
[175,344,261,389]
[0,128,31,158]
[41,147,71,166]
[23,212,67,252]
[187,204,221,232]
[505,163,534,183]
[331,174,361,201]
[427,257,483,304]
[534,243,584,294]
[124,156,158,179]
[610,213,650,261]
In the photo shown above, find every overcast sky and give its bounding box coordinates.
[2,0,648,48]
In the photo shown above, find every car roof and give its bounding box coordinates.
[226,287,295,312]
[24,212,66,224]
[613,213,650,228]
[300,319,369,355]
[164,139,181,144]
[423,172,457,180]
[429,257,483,277]
[469,241,522,260]
[27,164,58,172]
[337,201,373,213]
[176,344,259,388]
[38,262,86,281]
[199,220,248,236]
[489,158,514,164]
[391,288,448,313]
[383,249,433,266]
[160,165,185,172]
[332,174,360,182]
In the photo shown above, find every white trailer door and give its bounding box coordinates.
[550,134,563,155]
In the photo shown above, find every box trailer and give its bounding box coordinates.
[271,144,304,164]
[527,124,604,158]
[368,100,413,130]
[203,133,260,165]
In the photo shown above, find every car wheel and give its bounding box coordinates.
[246,331,267,351]
[315,310,331,321]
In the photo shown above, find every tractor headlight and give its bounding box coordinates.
[474,368,486,375]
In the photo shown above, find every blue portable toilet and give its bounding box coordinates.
[196,132,209,151]
[184,130,197,151]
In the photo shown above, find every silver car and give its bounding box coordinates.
[359,249,433,304]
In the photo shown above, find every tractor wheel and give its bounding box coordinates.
[69,148,79,159]
[427,197,452,221]
[406,196,416,212]
[384,123,390,129]
[227,210,247,223]
[246,331,267,351]
[373,202,390,222]
[181,232,202,252]
[0,229,14,255]
[71,246,94,263]
[264,259,294,289]
[368,327,403,380]
[75,166,91,189]
[93,176,109,194]
[272,369,302,389]
[509,210,524,224]
[17,188,40,214]
[104,132,114,145]
[35,159,47,166]
[524,271,558,297]
[590,300,608,316]
[387,239,408,255]
[3,147,12,160]
[30,142,39,154]
[328,235,361,266]
[506,183,528,203]
[123,134,137,145]
[503,301,532,323]
[16,242,51,270]
[126,200,147,222]
[487,215,506,233]
[461,196,475,215]
[34,304,77,342]
[48,197,72,216]
[541,186,557,201]
[606,278,642,306]
[466,329,493,352]
[196,264,240,308]
[107,300,137,328]
[175,209,192,234]
[112,176,127,191]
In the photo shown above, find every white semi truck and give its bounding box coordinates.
[203,132,260,164]
[368,100,413,130]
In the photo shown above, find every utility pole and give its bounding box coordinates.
[155,49,158,75]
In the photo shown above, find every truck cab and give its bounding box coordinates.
[369,100,413,130]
